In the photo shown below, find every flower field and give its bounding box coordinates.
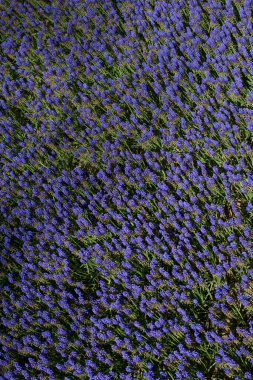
[1,0,253,379]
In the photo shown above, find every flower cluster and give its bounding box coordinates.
[1,0,253,379]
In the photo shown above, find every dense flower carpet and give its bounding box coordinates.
[1,0,253,379]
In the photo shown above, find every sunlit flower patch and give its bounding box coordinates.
[0,1,253,379]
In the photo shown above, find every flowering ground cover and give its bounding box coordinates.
[0,0,253,379]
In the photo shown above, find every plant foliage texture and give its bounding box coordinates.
[1,0,253,379]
